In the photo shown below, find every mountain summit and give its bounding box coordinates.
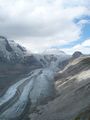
[43,48,66,55]
[72,51,83,59]
[0,36,42,75]
[0,36,27,64]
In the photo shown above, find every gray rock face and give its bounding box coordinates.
[72,51,83,59]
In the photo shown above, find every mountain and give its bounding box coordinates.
[0,36,42,96]
[29,55,90,120]
[42,48,66,55]
[0,36,41,67]
[0,36,26,63]
[0,37,90,120]
[72,51,83,59]
[34,48,71,69]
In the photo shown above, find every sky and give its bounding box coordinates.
[0,0,90,54]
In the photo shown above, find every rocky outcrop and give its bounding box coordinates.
[72,51,83,59]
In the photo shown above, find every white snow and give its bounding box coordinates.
[0,37,28,62]
[42,48,66,55]
[34,52,71,69]
[29,68,54,104]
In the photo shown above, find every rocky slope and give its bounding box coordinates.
[29,56,90,120]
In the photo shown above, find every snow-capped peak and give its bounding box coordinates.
[42,48,66,55]
[0,36,27,63]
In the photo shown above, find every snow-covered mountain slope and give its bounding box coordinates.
[0,36,42,96]
[29,56,90,120]
[43,48,66,55]
[0,36,41,67]
[34,48,71,69]
[0,36,26,63]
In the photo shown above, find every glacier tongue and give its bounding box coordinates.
[0,68,56,120]
[0,79,34,119]
[29,68,55,104]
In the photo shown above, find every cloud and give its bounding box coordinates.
[61,39,90,54]
[0,0,90,52]
[82,39,90,47]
